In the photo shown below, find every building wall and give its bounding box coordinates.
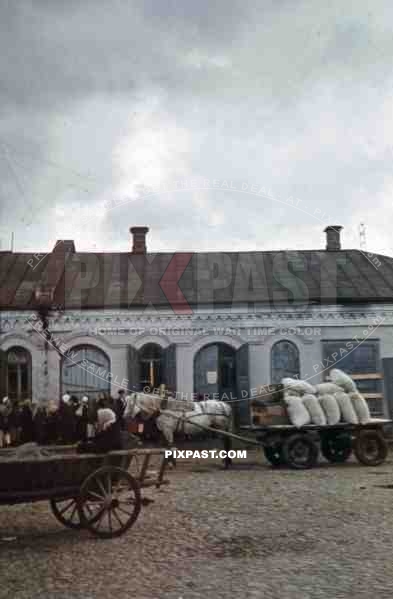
[1,304,393,415]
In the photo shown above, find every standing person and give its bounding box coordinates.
[19,400,34,444]
[58,392,76,444]
[0,397,7,448]
[75,396,89,442]
[46,399,59,444]
[8,399,20,446]
[114,389,126,429]
[33,401,48,445]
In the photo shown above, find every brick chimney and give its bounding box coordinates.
[324,226,343,251]
[130,226,149,254]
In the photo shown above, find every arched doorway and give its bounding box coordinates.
[194,342,249,424]
[139,343,164,391]
[6,347,32,401]
[61,345,111,400]
[127,343,177,394]
[271,340,300,384]
[194,343,236,400]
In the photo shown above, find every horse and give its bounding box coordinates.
[123,393,233,468]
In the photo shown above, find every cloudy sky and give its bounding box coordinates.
[0,0,393,256]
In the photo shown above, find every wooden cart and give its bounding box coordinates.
[239,419,392,469]
[0,447,169,539]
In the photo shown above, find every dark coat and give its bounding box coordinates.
[77,419,122,454]
[19,405,34,444]
[33,408,48,445]
[76,405,89,442]
[93,419,123,453]
[58,401,76,443]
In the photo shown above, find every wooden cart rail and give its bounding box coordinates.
[239,418,392,433]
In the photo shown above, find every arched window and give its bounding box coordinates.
[271,340,300,384]
[6,347,32,401]
[61,345,111,400]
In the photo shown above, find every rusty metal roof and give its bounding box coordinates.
[1,245,393,310]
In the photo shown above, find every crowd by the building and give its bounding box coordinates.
[0,389,130,449]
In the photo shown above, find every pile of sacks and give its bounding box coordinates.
[282,369,371,428]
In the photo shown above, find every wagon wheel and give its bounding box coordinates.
[263,445,284,467]
[79,466,142,539]
[321,433,352,463]
[50,497,83,530]
[353,430,388,466]
[282,434,319,470]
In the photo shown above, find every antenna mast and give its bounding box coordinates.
[359,223,367,251]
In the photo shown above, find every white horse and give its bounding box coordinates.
[124,393,233,466]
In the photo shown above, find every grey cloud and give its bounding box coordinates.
[1,0,393,257]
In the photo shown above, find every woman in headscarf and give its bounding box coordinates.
[77,407,122,453]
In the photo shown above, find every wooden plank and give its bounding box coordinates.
[351,373,383,380]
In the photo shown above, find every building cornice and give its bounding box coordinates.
[1,306,393,335]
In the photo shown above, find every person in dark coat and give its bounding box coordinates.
[0,398,7,447]
[114,389,126,429]
[7,399,20,446]
[19,400,34,444]
[33,403,48,445]
[75,396,89,442]
[58,393,76,443]
[77,408,122,453]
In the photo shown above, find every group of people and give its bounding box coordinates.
[0,389,128,450]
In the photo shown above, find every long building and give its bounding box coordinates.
[1,225,393,423]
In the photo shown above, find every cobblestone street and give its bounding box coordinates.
[1,451,393,599]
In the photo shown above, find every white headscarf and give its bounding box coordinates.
[62,393,71,404]
[97,408,116,431]
[82,396,89,404]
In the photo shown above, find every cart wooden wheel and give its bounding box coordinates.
[50,497,83,529]
[354,430,388,466]
[282,434,319,469]
[321,433,352,463]
[263,445,284,467]
[79,466,141,539]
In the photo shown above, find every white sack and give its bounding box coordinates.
[329,369,357,393]
[315,382,342,395]
[285,396,311,428]
[282,378,316,395]
[335,391,359,424]
[283,389,301,400]
[319,394,341,425]
[349,391,371,424]
[302,394,327,425]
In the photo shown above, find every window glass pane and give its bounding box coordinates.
[271,341,300,384]
[355,379,381,393]
[322,341,378,374]
[7,347,31,401]
[367,399,384,416]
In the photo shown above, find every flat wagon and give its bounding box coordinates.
[239,419,391,469]
[0,447,169,539]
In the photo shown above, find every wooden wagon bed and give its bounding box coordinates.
[0,447,170,539]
